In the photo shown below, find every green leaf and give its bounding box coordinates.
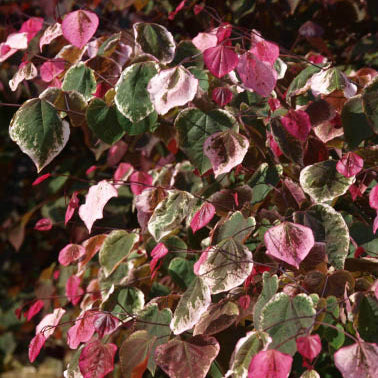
[357,294,378,343]
[342,95,374,149]
[170,277,211,335]
[126,111,158,136]
[9,98,70,172]
[168,257,195,289]
[228,331,271,378]
[261,293,316,355]
[254,272,279,330]
[99,230,138,277]
[115,62,158,123]
[134,22,176,64]
[294,204,350,269]
[62,62,96,101]
[362,76,378,134]
[188,67,209,91]
[299,160,354,203]
[172,41,203,68]
[198,238,253,294]
[148,190,195,242]
[175,108,238,174]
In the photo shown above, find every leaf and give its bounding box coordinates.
[334,342,378,378]
[192,32,217,52]
[299,160,354,203]
[36,308,66,339]
[40,60,65,83]
[147,66,198,115]
[260,293,316,355]
[25,300,45,322]
[170,277,211,335]
[94,312,120,339]
[99,230,138,277]
[248,349,293,378]
[190,202,216,233]
[236,53,277,97]
[212,87,233,107]
[296,334,321,361]
[66,275,84,305]
[286,65,321,102]
[62,63,97,101]
[336,152,364,178]
[227,331,271,378]
[150,242,169,277]
[40,23,62,51]
[79,340,117,378]
[370,184,378,210]
[78,180,118,233]
[250,38,279,65]
[65,191,80,225]
[203,44,239,78]
[34,218,53,231]
[67,311,96,350]
[134,22,176,64]
[129,171,153,195]
[115,62,158,123]
[197,239,253,294]
[120,330,156,378]
[203,130,249,177]
[155,335,220,378]
[280,110,312,142]
[264,222,315,269]
[62,10,99,49]
[29,333,46,363]
[168,258,195,290]
[148,190,195,242]
[9,98,70,172]
[9,62,38,91]
[362,76,378,133]
[20,17,44,41]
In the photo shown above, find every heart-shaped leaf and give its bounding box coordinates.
[203,44,239,78]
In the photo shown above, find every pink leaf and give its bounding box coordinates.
[190,202,216,233]
[39,23,62,51]
[264,222,315,269]
[66,275,84,305]
[114,162,133,182]
[94,312,120,339]
[40,60,65,82]
[334,342,378,378]
[236,53,277,97]
[86,165,98,176]
[194,248,210,275]
[349,184,362,201]
[203,44,239,78]
[65,191,80,226]
[129,171,153,196]
[248,349,293,378]
[62,10,99,49]
[79,340,117,378]
[25,300,45,322]
[250,39,279,65]
[32,173,51,186]
[150,242,169,276]
[20,17,44,41]
[267,132,283,157]
[216,24,232,43]
[373,212,378,234]
[0,43,17,62]
[280,110,312,142]
[296,334,322,361]
[78,180,118,233]
[168,0,186,20]
[336,152,364,178]
[192,32,217,52]
[194,4,205,15]
[34,218,52,231]
[203,130,249,177]
[67,311,96,349]
[107,140,127,166]
[369,184,378,210]
[212,87,233,107]
[36,308,66,339]
[239,295,251,310]
[29,333,46,363]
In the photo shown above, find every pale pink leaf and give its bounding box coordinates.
[147,66,198,115]
[250,39,279,65]
[248,349,293,378]
[106,140,127,166]
[236,52,277,97]
[29,333,46,363]
[264,222,315,269]
[25,299,45,321]
[62,10,99,49]
[190,202,216,233]
[20,17,44,41]
[34,218,52,231]
[32,173,51,186]
[79,340,117,378]
[67,311,96,349]
[40,60,65,82]
[114,162,133,182]
[203,130,249,177]
[192,32,217,53]
[65,191,80,226]
[40,23,63,51]
[58,243,85,266]
[212,87,233,107]
[334,342,378,378]
[203,44,239,78]
[9,61,38,91]
[78,180,118,233]
[296,334,322,361]
[5,32,28,49]
[281,110,312,142]
[129,171,153,195]
[36,308,66,339]
[369,184,378,210]
[66,275,84,305]
[336,152,364,178]
[94,313,120,339]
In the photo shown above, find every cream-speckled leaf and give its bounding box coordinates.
[260,293,316,355]
[9,62,37,91]
[115,62,158,123]
[299,160,354,203]
[99,230,138,277]
[147,66,198,115]
[9,98,70,172]
[198,239,253,294]
[134,22,175,64]
[170,277,211,335]
[148,190,195,242]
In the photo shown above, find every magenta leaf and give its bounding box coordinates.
[280,110,312,142]
[150,242,169,277]
[190,202,216,233]
[336,152,364,178]
[25,299,44,322]
[40,60,65,82]
[129,171,153,195]
[239,295,251,310]
[212,87,233,107]
[34,218,52,231]
[36,308,66,339]
[250,39,279,65]
[20,17,44,41]
[66,275,84,305]
[264,222,315,269]
[374,213,378,234]
[94,313,120,339]
[29,333,46,363]
[79,339,117,378]
[216,24,232,43]
[203,44,239,78]
[194,248,210,275]
[248,349,293,378]
[67,311,96,349]
[168,0,186,20]
[62,10,99,49]
[65,191,80,226]
[296,334,322,361]
[32,173,51,186]
[369,184,378,210]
